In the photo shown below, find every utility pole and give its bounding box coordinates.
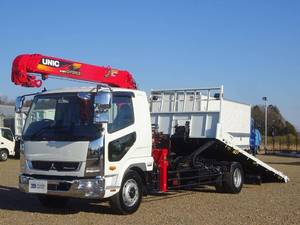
[262,97,268,151]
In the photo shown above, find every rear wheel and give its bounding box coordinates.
[109,170,142,214]
[223,162,244,194]
[0,149,8,161]
[37,195,69,208]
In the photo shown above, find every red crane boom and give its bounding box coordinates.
[11,54,137,89]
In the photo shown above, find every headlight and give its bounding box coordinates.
[26,160,33,169]
[20,140,26,172]
[85,138,104,176]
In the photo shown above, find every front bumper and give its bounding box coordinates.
[19,174,105,199]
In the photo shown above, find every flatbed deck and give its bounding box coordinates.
[150,87,289,183]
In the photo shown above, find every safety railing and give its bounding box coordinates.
[149,86,224,113]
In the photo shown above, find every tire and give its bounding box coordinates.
[37,195,69,208]
[109,170,143,214]
[214,175,225,193]
[0,149,8,161]
[223,162,244,194]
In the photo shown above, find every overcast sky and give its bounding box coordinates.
[0,0,299,130]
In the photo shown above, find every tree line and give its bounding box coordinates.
[0,96,14,105]
[252,105,297,137]
[0,95,32,107]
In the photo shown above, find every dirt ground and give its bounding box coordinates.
[0,155,299,225]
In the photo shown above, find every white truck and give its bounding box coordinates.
[12,54,288,214]
[0,127,15,161]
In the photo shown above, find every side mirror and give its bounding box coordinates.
[15,96,25,113]
[94,92,112,124]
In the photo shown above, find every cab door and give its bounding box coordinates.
[0,128,15,155]
[104,92,136,178]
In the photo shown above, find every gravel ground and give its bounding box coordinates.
[0,155,299,225]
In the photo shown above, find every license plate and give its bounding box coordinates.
[29,180,47,194]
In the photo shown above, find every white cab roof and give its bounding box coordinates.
[39,86,140,95]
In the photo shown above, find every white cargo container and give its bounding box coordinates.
[150,86,251,149]
[15,112,27,138]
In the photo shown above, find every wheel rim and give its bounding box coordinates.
[233,168,242,188]
[122,179,139,208]
[1,151,8,161]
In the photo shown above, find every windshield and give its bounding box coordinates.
[23,92,100,141]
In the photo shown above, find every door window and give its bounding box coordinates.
[108,132,136,161]
[1,129,13,141]
[108,95,134,133]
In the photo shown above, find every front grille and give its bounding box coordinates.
[31,161,80,172]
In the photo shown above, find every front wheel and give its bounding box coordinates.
[0,149,8,161]
[109,170,143,214]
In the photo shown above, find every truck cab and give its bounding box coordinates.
[0,127,15,161]
[18,86,153,213]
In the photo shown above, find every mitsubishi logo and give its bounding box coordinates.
[49,163,56,170]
